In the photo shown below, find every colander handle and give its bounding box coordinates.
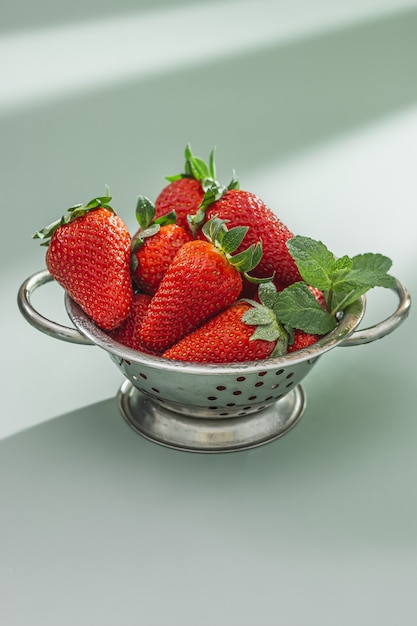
[339,278,411,347]
[17,269,93,345]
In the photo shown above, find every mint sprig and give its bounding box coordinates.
[285,235,396,320]
[260,236,396,337]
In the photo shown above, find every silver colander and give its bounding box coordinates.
[18,269,411,452]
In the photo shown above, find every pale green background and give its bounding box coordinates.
[1,2,416,624]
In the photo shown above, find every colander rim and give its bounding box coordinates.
[65,293,366,374]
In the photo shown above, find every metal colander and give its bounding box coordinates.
[18,269,411,452]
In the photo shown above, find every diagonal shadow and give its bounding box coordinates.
[2,6,417,225]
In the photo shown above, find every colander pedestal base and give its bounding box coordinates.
[117,380,306,453]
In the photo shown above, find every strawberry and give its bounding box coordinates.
[163,297,288,363]
[33,192,133,330]
[138,217,263,353]
[155,177,205,233]
[131,196,192,295]
[194,188,301,285]
[287,329,321,353]
[307,285,326,309]
[154,144,237,233]
[164,147,302,285]
[108,292,155,352]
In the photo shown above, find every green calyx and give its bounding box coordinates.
[242,282,289,357]
[166,144,239,234]
[166,144,219,188]
[33,187,114,246]
[132,195,176,254]
[201,216,262,277]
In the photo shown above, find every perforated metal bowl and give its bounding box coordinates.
[18,269,411,452]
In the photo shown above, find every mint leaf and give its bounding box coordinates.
[274,282,337,335]
[329,253,396,313]
[330,255,353,286]
[287,236,336,290]
[343,253,396,289]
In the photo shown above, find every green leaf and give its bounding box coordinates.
[270,331,289,357]
[201,216,227,244]
[330,255,353,285]
[258,282,279,309]
[208,148,217,180]
[189,156,210,181]
[230,242,262,274]
[33,189,113,244]
[242,303,275,326]
[135,196,156,230]
[241,302,289,355]
[221,226,249,255]
[227,171,240,191]
[154,210,177,227]
[329,285,370,313]
[342,253,396,289]
[274,282,337,335]
[287,236,336,290]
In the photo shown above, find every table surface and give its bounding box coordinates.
[2,2,417,624]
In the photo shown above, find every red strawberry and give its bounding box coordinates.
[33,192,133,330]
[308,285,326,309]
[154,144,235,233]
[138,217,262,353]
[163,298,288,363]
[131,196,192,295]
[108,292,155,352]
[287,329,321,353]
[195,189,301,285]
[155,178,205,232]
